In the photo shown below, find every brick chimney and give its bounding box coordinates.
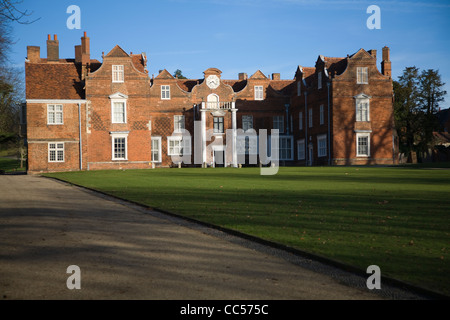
[75,45,82,63]
[381,46,391,78]
[368,49,377,61]
[272,73,280,80]
[81,31,90,65]
[46,34,59,61]
[27,46,40,63]
[238,73,248,80]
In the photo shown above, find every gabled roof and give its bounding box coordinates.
[105,45,130,58]
[155,69,174,79]
[249,70,268,80]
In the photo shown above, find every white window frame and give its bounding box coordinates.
[47,104,63,125]
[279,136,294,161]
[254,86,264,101]
[297,139,305,160]
[317,134,327,157]
[151,136,162,163]
[111,133,128,161]
[167,136,192,156]
[320,105,324,125]
[112,65,124,83]
[356,100,370,122]
[309,108,313,128]
[273,116,284,133]
[48,142,64,163]
[318,72,322,89]
[242,115,253,131]
[111,100,127,124]
[174,115,185,133]
[161,85,171,100]
[356,133,370,157]
[357,67,368,84]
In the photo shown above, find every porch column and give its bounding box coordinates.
[231,104,238,168]
[201,103,207,167]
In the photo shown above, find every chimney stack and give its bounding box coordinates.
[238,73,248,80]
[381,46,391,78]
[46,34,59,61]
[27,46,40,63]
[272,73,280,80]
[81,31,90,65]
[368,49,377,61]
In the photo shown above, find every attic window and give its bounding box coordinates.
[254,86,264,100]
[161,85,171,100]
[112,65,124,83]
[357,67,368,84]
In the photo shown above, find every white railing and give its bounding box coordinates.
[203,101,233,110]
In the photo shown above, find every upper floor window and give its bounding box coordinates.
[174,115,185,133]
[214,117,224,134]
[273,116,284,133]
[48,104,63,125]
[112,102,126,124]
[254,86,264,100]
[320,105,325,125]
[357,67,368,84]
[242,115,253,131]
[112,65,124,83]
[161,85,171,100]
[318,72,322,89]
[355,93,371,122]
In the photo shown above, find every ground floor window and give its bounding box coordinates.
[48,143,64,162]
[297,139,305,160]
[168,136,191,156]
[151,137,162,163]
[111,133,128,160]
[357,133,370,157]
[279,136,293,160]
[317,135,327,157]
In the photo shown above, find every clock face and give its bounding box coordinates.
[206,75,220,89]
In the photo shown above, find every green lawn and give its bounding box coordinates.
[45,166,450,296]
[0,158,26,173]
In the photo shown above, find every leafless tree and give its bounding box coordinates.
[0,0,39,24]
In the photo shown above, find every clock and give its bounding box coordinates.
[206,75,220,89]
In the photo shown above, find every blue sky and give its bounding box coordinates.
[7,0,450,108]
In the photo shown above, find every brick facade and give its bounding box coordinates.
[25,33,398,173]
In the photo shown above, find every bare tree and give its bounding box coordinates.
[0,0,39,24]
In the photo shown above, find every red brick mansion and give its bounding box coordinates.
[24,32,399,173]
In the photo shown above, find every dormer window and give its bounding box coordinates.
[357,67,368,84]
[112,65,124,83]
[254,86,264,100]
[161,85,171,100]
